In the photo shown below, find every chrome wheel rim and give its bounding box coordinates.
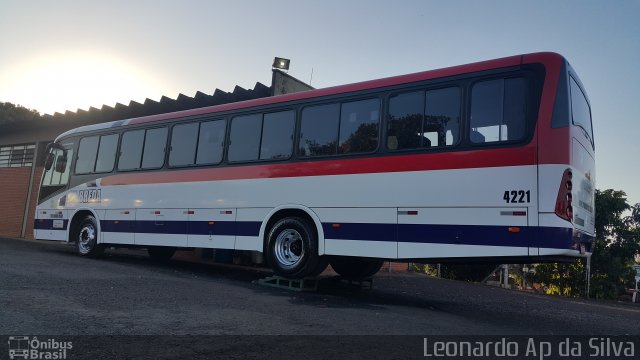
[274,228,304,269]
[78,223,95,254]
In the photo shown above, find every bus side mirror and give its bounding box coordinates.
[55,154,68,173]
[44,153,54,170]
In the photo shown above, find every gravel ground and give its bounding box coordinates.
[1,237,638,359]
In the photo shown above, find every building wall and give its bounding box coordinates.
[24,167,44,239]
[382,262,409,273]
[0,167,31,237]
[271,69,314,95]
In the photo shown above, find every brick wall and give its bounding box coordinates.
[381,261,409,272]
[24,167,44,239]
[0,167,31,237]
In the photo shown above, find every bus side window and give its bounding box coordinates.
[338,99,379,154]
[196,119,226,165]
[118,130,144,171]
[387,91,423,150]
[388,87,460,150]
[141,127,168,169]
[260,110,295,160]
[569,77,594,145]
[228,114,262,162]
[424,87,461,147]
[95,134,118,173]
[76,136,99,174]
[299,104,340,157]
[169,122,199,167]
[470,77,527,144]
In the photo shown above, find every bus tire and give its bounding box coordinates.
[266,217,320,279]
[147,246,176,262]
[330,257,383,280]
[75,215,104,258]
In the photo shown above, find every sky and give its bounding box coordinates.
[0,0,639,204]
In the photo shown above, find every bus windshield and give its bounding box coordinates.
[39,144,74,201]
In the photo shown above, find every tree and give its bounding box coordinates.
[0,102,40,125]
[532,189,640,299]
[589,190,640,299]
[530,261,585,297]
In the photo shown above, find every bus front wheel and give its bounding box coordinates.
[330,257,383,280]
[75,215,104,258]
[266,217,321,279]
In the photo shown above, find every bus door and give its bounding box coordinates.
[35,143,73,241]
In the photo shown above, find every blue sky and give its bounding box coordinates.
[0,0,639,204]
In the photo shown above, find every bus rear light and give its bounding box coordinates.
[332,223,341,229]
[555,169,573,222]
[508,227,521,233]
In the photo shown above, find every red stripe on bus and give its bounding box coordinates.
[101,147,538,186]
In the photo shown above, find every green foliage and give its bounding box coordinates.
[411,263,439,277]
[530,261,586,297]
[0,102,41,125]
[589,190,640,299]
[534,189,640,300]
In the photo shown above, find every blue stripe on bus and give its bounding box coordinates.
[34,219,69,230]
[235,221,262,237]
[99,220,258,236]
[322,223,396,242]
[38,218,579,250]
[399,223,575,249]
[323,223,576,249]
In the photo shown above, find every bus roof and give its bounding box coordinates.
[55,52,565,142]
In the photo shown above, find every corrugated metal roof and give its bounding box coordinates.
[40,82,271,127]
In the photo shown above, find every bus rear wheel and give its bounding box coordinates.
[330,257,383,280]
[75,215,104,258]
[147,246,176,262]
[266,217,321,279]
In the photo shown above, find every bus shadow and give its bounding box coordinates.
[48,244,452,313]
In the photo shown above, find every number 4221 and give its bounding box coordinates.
[503,190,530,203]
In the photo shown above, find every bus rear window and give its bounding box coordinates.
[569,77,593,145]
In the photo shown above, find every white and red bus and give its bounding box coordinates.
[34,52,595,279]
